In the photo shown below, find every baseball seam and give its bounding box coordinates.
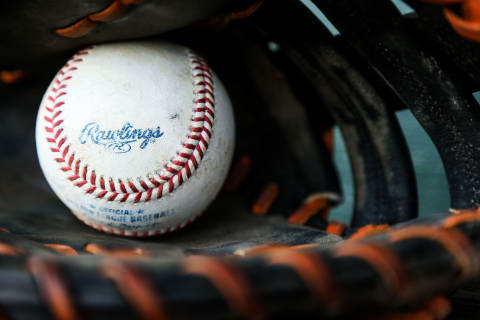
[43,47,215,205]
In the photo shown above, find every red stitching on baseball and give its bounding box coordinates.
[43,48,215,205]
[42,47,215,236]
[139,180,149,191]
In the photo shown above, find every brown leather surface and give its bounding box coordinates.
[0,0,251,69]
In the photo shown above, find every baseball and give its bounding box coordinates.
[35,41,235,237]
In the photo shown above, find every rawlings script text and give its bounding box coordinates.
[79,122,164,153]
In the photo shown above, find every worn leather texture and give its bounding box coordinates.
[0,0,252,69]
[3,0,480,319]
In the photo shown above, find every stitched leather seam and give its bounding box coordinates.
[56,0,144,38]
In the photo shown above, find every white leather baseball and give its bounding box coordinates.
[35,41,235,237]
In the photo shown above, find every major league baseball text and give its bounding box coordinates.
[35,41,235,237]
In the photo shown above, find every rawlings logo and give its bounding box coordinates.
[79,122,164,153]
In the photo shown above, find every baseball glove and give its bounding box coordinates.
[1,0,480,319]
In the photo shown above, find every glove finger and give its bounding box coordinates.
[314,0,480,211]
[250,0,418,228]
